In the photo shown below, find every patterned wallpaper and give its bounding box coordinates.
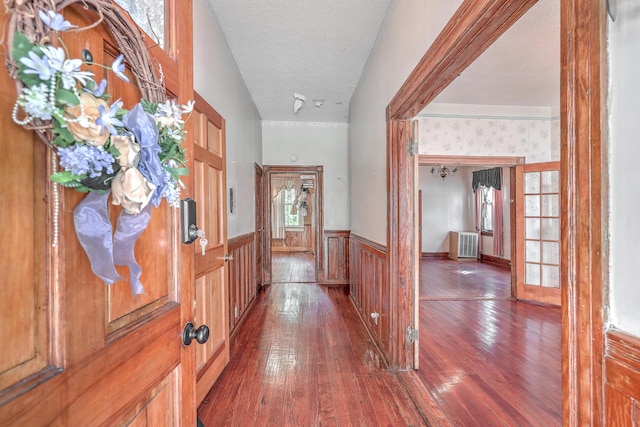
[417,115,560,163]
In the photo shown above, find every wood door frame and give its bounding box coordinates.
[417,154,524,299]
[386,0,606,422]
[255,163,265,290]
[263,165,324,285]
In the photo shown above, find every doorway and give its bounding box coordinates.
[417,155,524,301]
[386,0,604,421]
[263,165,324,285]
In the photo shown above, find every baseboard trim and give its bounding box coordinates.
[421,252,448,259]
[480,254,511,269]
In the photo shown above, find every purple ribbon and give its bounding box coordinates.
[123,104,165,207]
[113,203,152,295]
[73,191,152,296]
[74,191,123,285]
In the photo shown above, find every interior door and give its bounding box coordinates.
[192,94,230,404]
[0,4,196,425]
[515,161,561,305]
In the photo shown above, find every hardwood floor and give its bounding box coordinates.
[197,282,426,426]
[416,259,562,426]
[420,258,511,300]
[271,252,316,283]
[198,256,561,426]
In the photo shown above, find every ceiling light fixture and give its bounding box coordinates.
[293,92,306,113]
[431,165,458,180]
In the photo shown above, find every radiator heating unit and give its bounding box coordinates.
[449,231,479,261]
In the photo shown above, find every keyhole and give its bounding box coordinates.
[81,49,94,63]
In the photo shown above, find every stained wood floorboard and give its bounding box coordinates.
[419,258,511,300]
[416,259,562,426]
[271,252,316,283]
[197,281,426,426]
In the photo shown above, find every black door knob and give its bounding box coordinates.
[182,322,210,345]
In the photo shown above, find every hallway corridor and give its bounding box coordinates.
[197,282,426,426]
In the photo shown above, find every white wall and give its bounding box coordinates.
[193,0,263,238]
[349,0,464,245]
[419,167,474,253]
[262,122,350,230]
[608,0,640,337]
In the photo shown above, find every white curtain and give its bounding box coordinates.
[271,175,302,239]
[272,191,286,239]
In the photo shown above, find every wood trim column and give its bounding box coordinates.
[561,0,607,423]
[386,118,413,368]
[173,0,196,424]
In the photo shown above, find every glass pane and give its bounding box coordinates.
[541,194,560,217]
[482,187,494,231]
[284,189,296,204]
[526,218,540,240]
[541,265,560,288]
[541,218,560,241]
[526,240,540,263]
[542,241,560,265]
[524,172,540,194]
[526,263,540,286]
[541,170,559,193]
[525,195,540,216]
[115,0,165,49]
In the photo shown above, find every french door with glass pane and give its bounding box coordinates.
[515,162,561,306]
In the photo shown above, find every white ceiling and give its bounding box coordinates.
[205,0,559,123]
[206,0,392,123]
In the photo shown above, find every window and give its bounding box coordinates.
[284,189,301,227]
[114,0,166,49]
[481,186,494,234]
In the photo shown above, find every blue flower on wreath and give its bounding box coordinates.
[111,54,130,83]
[38,10,77,32]
[97,99,125,135]
[19,50,54,80]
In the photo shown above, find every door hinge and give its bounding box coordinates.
[406,326,419,342]
[407,141,419,156]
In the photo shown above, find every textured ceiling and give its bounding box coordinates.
[206,0,392,123]
[206,0,559,123]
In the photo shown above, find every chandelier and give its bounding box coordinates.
[431,165,458,180]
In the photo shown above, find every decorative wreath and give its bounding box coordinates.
[4,0,193,296]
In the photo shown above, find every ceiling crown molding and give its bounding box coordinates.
[262,120,349,129]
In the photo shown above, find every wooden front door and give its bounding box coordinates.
[0,4,196,425]
[192,95,230,404]
[515,162,561,305]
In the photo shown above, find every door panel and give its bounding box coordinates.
[515,162,561,305]
[0,3,195,425]
[192,96,230,405]
[0,114,49,393]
